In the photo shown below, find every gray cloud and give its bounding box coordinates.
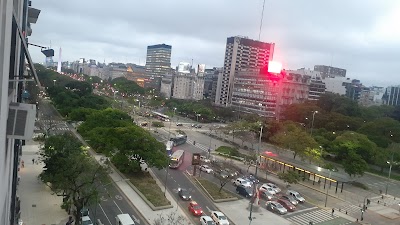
[28,0,400,87]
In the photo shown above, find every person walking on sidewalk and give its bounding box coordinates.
[331,208,335,216]
[21,160,24,168]
[32,158,35,164]
[65,216,74,225]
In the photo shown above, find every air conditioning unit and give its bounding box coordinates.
[6,102,36,140]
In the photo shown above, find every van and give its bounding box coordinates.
[236,185,254,198]
[116,214,135,225]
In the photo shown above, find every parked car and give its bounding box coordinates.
[259,189,276,200]
[178,188,191,201]
[188,201,203,216]
[260,184,277,195]
[214,169,229,179]
[200,156,211,163]
[195,124,202,128]
[280,195,299,205]
[277,199,296,212]
[200,165,213,173]
[265,201,288,215]
[265,183,281,193]
[140,122,148,127]
[243,175,259,184]
[236,185,254,198]
[200,216,215,225]
[211,211,229,225]
[286,190,305,203]
[233,178,252,188]
[223,169,239,177]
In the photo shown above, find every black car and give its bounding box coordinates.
[243,175,259,184]
[236,185,254,198]
[178,188,191,201]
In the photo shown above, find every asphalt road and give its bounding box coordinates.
[88,181,148,225]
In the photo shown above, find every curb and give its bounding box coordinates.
[190,175,238,203]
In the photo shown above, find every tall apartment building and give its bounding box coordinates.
[382,85,400,106]
[231,68,309,118]
[314,65,346,78]
[203,67,220,99]
[1,0,40,224]
[145,44,172,91]
[215,36,275,107]
[286,68,326,101]
[173,64,205,100]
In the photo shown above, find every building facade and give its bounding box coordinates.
[1,0,39,224]
[314,65,346,78]
[382,85,400,106]
[203,67,220,100]
[215,36,275,107]
[173,64,205,100]
[160,75,173,98]
[145,44,172,91]
[231,68,309,118]
[286,68,326,101]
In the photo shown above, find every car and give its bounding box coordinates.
[200,165,213,173]
[80,207,89,216]
[260,184,276,195]
[277,199,296,212]
[191,124,196,127]
[200,156,211,163]
[280,195,299,205]
[236,185,254,198]
[265,201,288,215]
[200,216,216,225]
[195,124,202,128]
[259,189,276,200]
[243,175,259,184]
[265,183,281,193]
[176,123,183,126]
[188,201,203,216]
[211,211,229,225]
[233,178,252,188]
[223,169,239,177]
[140,122,148,127]
[214,169,229,179]
[81,216,94,225]
[286,190,305,203]
[178,188,191,201]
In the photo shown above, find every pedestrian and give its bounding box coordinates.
[32,158,35,164]
[331,208,335,216]
[21,160,24,168]
[367,198,370,205]
[65,216,74,225]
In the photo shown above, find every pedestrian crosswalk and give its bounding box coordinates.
[187,138,210,152]
[285,209,340,225]
[337,204,362,217]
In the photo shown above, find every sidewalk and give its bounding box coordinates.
[19,141,70,225]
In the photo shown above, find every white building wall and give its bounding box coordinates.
[323,76,350,95]
[160,81,172,98]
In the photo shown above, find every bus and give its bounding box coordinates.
[166,140,174,156]
[152,111,170,122]
[169,150,185,168]
[170,134,187,146]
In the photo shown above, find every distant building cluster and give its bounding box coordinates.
[57,36,397,119]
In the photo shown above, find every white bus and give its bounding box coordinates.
[152,111,170,122]
[166,140,174,156]
[116,214,135,225]
[169,150,185,169]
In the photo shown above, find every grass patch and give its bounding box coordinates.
[127,172,171,207]
[368,168,400,181]
[196,178,235,200]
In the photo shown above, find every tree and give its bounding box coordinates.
[39,133,109,220]
[278,171,301,185]
[303,147,322,164]
[342,151,369,177]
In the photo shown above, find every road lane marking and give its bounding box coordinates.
[98,203,112,225]
[113,200,123,214]
[115,195,123,200]
[131,214,141,224]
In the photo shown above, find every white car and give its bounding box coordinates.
[200,165,213,173]
[81,216,93,225]
[200,216,216,225]
[286,190,305,203]
[265,183,281,193]
[200,156,211,163]
[211,211,229,225]
[233,178,252,188]
[260,184,276,195]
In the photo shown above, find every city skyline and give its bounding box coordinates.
[28,0,400,87]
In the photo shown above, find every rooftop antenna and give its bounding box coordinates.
[258,0,266,41]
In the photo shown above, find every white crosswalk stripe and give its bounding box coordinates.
[187,138,209,152]
[337,204,362,217]
[285,209,338,225]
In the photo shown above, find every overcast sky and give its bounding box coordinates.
[29,0,400,87]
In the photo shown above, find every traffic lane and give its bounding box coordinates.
[88,181,147,225]
[152,167,220,225]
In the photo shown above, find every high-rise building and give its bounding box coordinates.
[314,65,346,78]
[382,85,400,106]
[173,63,205,100]
[215,36,275,106]
[203,67,221,100]
[286,68,326,101]
[1,1,41,224]
[145,44,172,91]
[231,68,309,118]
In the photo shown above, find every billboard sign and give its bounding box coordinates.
[198,64,206,73]
[192,153,201,165]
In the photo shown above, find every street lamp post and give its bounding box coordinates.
[208,128,213,158]
[385,158,393,195]
[324,169,332,207]
[53,79,56,86]
[248,124,263,224]
[310,111,318,136]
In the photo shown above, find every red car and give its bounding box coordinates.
[188,201,203,216]
[277,199,296,212]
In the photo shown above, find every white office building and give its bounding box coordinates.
[173,64,205,100]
